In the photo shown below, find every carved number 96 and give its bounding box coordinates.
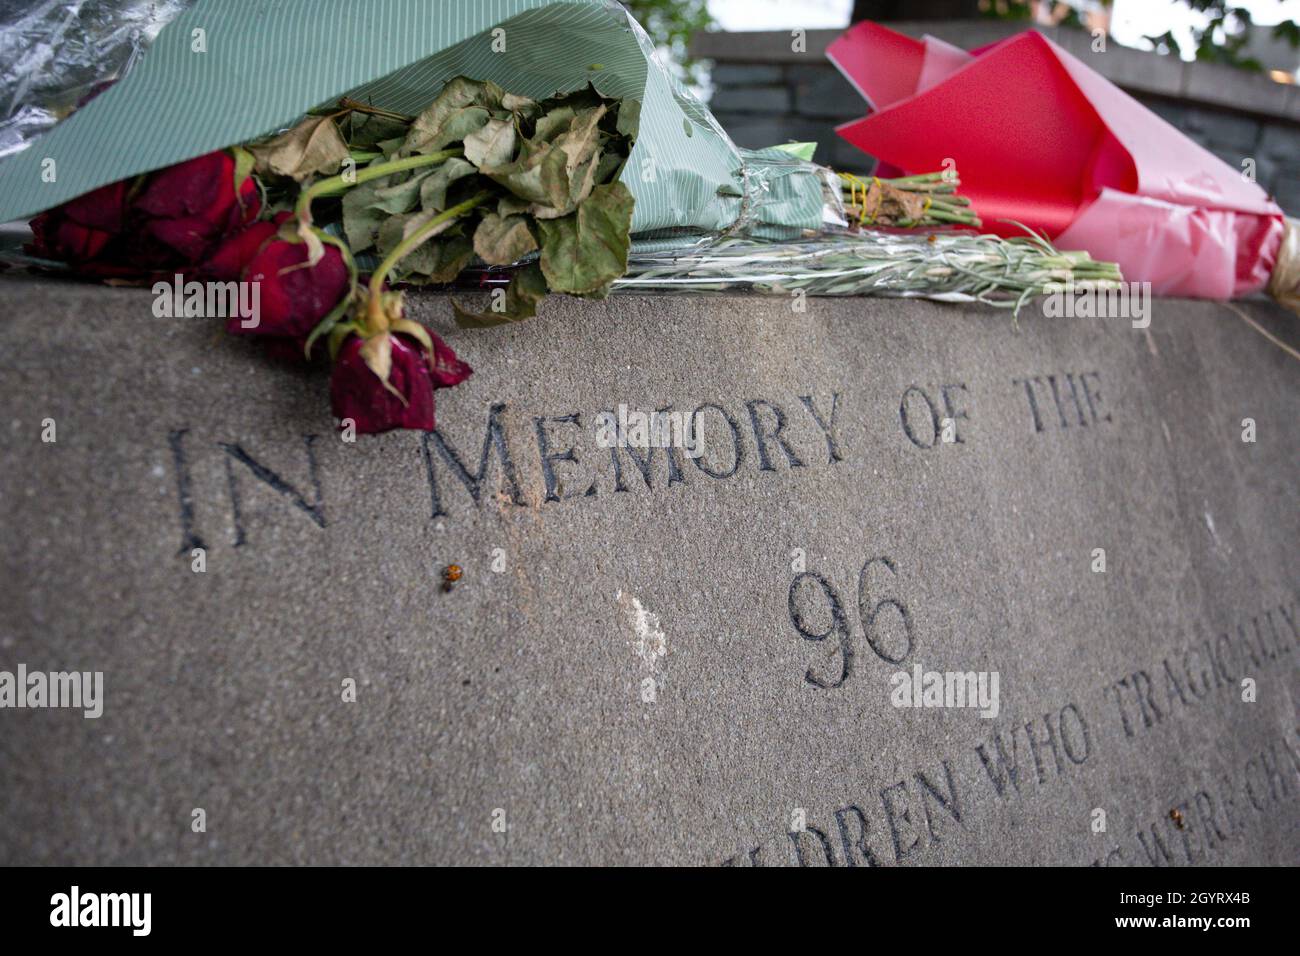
[787,556,914,689]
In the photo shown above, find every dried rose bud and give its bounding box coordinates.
[226,231,350,339]
[135,150,260,263]
[329,329,471,434]
[203,214,284,281]
[28,149,262,277]
[330,332,435,433]
[27,180,130,268]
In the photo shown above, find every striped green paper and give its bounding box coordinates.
[0,0,824,240]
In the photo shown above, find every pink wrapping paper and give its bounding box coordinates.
[828,22,1286,298]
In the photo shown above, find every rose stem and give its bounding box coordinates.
[337,98,414,122]
[294,148,464,221]
[365,191,493,330]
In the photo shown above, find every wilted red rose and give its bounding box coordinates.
[135,150,260,263]
[427,329,474,388]
[226,235,350,339]
[203,213,286,281]
[330,331,472,434]
[27,149,261,275]
[27,180,130,267]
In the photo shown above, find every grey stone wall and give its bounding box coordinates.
[2,277,1298,865]
[693,23,1300,216]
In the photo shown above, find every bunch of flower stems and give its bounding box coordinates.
[611,228,1124,315]
[839,171,981,229]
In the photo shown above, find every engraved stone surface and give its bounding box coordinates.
[0,276,1297,866]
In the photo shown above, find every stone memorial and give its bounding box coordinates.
[0,275,1297,866]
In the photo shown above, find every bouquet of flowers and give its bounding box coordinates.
[25,78,636,434]
[829,20,1299,310]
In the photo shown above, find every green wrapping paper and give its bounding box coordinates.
[0,0,827,240]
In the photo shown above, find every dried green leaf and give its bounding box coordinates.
[514,101,616,218]
[498,195,531,217]
[554,105,606,171]
[420,234,476,283]
[482,142,567,207]
[527,157,596,220]
[502,92,539,117]
[527,152,600,220]
[376,208,458,278]
[615,98,641,139]
[565,153,601,211]
[473,212,537,266]
[464,117,517,169]
[418,156,477,211]
[429,105,490,153]
[375,135,407,158]
[341,181,387,253]
[402,76,500,155]
[547,84,605,114]
[249,115,350,181]
[479,79,508,111]
[342,152,474,256]
[536,182,634,295]
[345,113,412,150]
[536,144,577,212]
[453,263,549,327]
[532,107,576,145]
[405,77,481,134]
[593,149,625,187]
[371,168,441,215]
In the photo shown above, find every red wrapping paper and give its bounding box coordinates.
[829,22,1286,298]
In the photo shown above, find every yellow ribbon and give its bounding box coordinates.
[840,172,865,220]
[840,171,884,224]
